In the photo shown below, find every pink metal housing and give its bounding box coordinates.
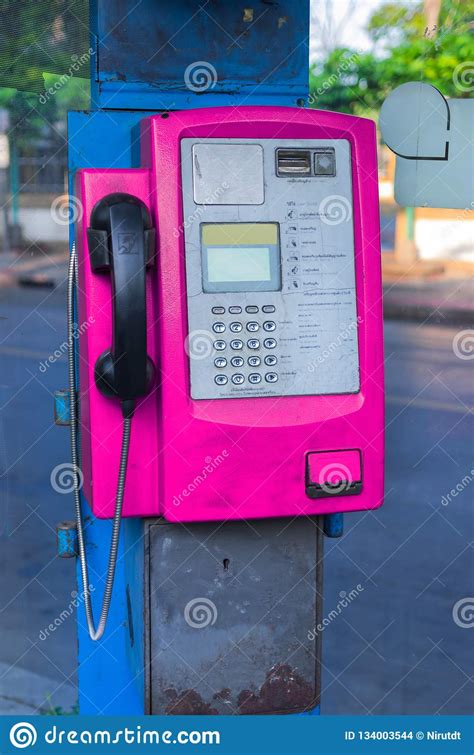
[75,169,160,517]
[75,106,384,520]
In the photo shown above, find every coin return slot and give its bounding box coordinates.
[276,149,311,176]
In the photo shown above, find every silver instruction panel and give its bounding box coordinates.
[181,138,360,400]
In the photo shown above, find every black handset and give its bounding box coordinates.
[87,194,155,417]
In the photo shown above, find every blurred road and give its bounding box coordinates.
[0,280,472,714]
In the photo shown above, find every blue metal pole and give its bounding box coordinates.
[68,0,311,714]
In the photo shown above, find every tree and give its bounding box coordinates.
[309,0,473,114]
[0,0,90,151]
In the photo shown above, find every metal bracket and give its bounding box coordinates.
[54,389,72,426]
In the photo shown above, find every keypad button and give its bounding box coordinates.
[212,306,225,315]
[262,305,276,313]
[213,322,226,333]
[229,306,242,314]
[247,339,260,350]
[231,373,245,385]
[214,340,226,351]
[264,355,277,366]
[265,372,278,383]
[230,339,243,350]
[248,356,261,367]
[248,373,262,384]
[229,321,242,333]
[245,305,259,313]
[231,356,244,367]
[246,321,259,332]
[263,338,277,349]
[215,374,228,385]
[263,321,276,332]
[214,357,227,368]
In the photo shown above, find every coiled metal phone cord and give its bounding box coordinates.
[67,245,131,641]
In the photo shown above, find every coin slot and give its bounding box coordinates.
[276,149,311,176]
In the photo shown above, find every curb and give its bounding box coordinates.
[383,301,474,328]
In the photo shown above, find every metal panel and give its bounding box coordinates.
[192,144,264,205]
[146,518,323,715]
[90,0,309,109]
[181,137,360,400]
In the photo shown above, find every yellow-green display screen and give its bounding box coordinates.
[201,223,281,293]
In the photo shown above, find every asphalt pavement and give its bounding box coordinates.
[0,280,472,714]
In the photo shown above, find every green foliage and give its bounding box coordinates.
[0,0,90,150]
[42,703,79,716]
[310,0,473,114]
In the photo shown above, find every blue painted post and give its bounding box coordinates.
[324,514,344,538]
[68,0,312,714]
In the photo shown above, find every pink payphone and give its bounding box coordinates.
[72,107,383,639]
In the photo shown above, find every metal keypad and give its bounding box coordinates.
[209,305,279,393]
